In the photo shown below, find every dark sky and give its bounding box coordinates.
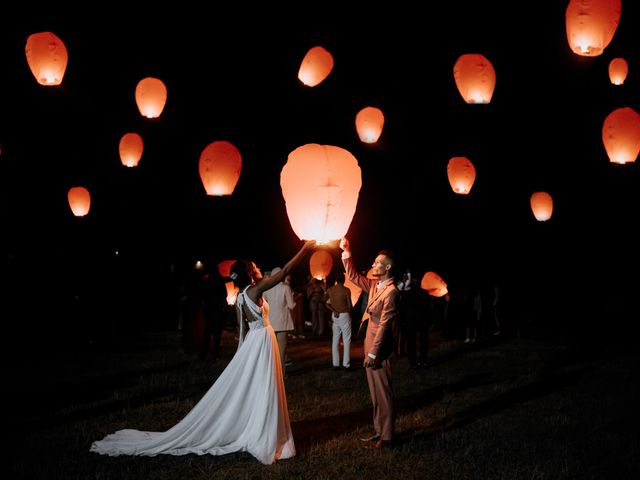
[2,3,640,308]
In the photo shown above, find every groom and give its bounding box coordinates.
[340,237,399,449]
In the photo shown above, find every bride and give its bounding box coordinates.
[90,240,316,465]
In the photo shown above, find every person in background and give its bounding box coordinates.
[263,266,296,375]
[325,271,353,371]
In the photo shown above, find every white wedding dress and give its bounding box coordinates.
[90,287,296,465]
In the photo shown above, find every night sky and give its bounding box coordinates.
[2,3,640,339]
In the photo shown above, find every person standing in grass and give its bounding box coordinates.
[325,271,353,370]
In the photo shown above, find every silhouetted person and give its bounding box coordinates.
[398,272,432,368]
[199,268,228,361]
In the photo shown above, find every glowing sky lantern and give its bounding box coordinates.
[68,186,91,217]
[309,250,333,280]
[453,54,496,104]
[447,156,476,194]
[280,144,361,243]
[566,0,621,57]
[608,58,628,85]
[198,141,242,196]
[344,276,363,307]
[25,31,68,86]
[602,107,640,164]
[119,133,143,167]
[217,259,237,278]
[135,77,167,118]
[530,192,553,221]
[355,106,385,144]
[420,272,448,297]
[298,46,334,87]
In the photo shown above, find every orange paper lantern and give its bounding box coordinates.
[298,46,334,87]
[355,106,385,144]
[309,250,333,280]
[198,141,242,196]
[218,259,237,278]
[420,272,448,297]
[119,133,144,167]
[530,192,553,221]
[447,156,476,194]
[602,107,640,164]
[25,31,68,86]
[135,77,167,118]
[453,54,496,104]
[566,0,621,56]
[68,186,91,217]
[280,144,362,243]
[608,57,628,85]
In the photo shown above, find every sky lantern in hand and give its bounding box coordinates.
[447,156,476,194]
[298,46,334,87]
[309,250,333,280]
[421,272,448,297]
[280,144,362,243]
[68,186,91,217]
[355,106,385,144]
[25,32,68,86]
[135,77,167,118]
[198,141,242,196]
[566,0,621,57]
[119,133,144,167]
[453,54,496,104]
[602,107,640,164]
[608,58,628,85]
[530,191,553,221]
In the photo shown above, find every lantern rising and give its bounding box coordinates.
[530,191,553,221]
[25,31,68,86]
[198,141,242,196]
[447,156,476,194]
[453,54,496,104]
[68,186,91,217]
[566,0,621,57]
[420,272,448,297]
[119,133,144,167]
[602,107,640,164]
[298,46,334,87]
[280,144,362,243]
[355,107,385,144]
[309,250,333,280]
[135,77,167,118]
[608,58,628,85]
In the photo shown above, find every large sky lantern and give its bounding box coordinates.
[530,191,554,221]
[420,272,448,297]
[25,31,68,86]
[355,106,385,144]
[280,144,362,243]
[309,250,333,280]
[602,107,640,164]
[298,46,334,87]
[198,141,242,196]
[453,53,496,104]
[608,58,628,85]
[566,0,621,57]
[447,156,476,194]
[135,77,167,118]
[119,133,144,167]
[68,186,91,217]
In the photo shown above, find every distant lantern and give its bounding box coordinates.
[225,281,239,305]
[566,0,621,57]
[218,259,237,278]
[420,272,448,297]
[447,156,476,194]
[530,192,554,221]
[309,250,333,280]
[298,46,334,87]
[135,77,167,118]
[25,31,68,86]
[68,186,91,217]
[355,106,385,144]
[453,53,496,104]
[608,57,628,85]
[344,276,363,307]
[602,107,640,164]
[119,133,144,167]
[280,144,362,243]
[198,141,242,196]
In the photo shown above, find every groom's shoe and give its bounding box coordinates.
[359,433,381,442]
